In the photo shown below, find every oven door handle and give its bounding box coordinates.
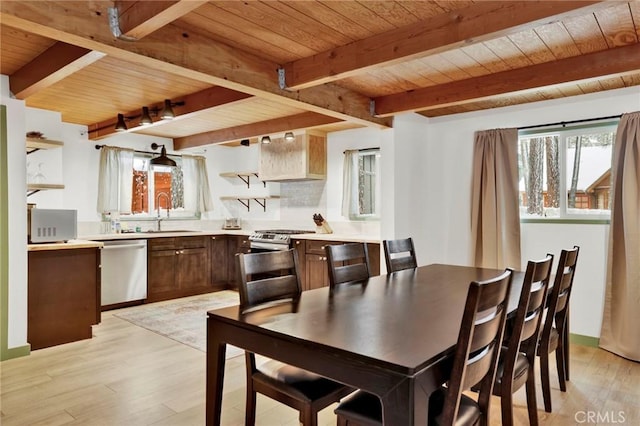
[250,241,290,251]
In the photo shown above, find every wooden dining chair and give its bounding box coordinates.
[537,246,580,413]
[325,242,370,287]
[383,237,417,273]
[236,249,354,426]
[334,269,514,426]
[489,254,553,426]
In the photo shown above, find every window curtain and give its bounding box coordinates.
[599,111,640,361]
[470,128,521,269]
[96,146,134,214]
[341,150,359,218]
[181,155,214,213]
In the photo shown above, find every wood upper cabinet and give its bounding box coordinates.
[28,247,100,350]
[259,130,326,181]
[147,236,211,302]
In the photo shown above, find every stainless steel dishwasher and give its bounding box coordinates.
[101,239,147,309]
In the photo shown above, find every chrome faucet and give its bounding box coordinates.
[156,192,171,231]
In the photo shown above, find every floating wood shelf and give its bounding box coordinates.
[219,171,265,188]
[26,138,64,154]
[220,195,280,212]
[27,183,65,196]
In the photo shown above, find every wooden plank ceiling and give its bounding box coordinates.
[1,1,639,149]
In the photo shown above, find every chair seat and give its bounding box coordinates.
[495,350,529,388]
[256,358,349,401]
[334,388,481,426]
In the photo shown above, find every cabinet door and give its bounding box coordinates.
[305,254,330,291]
[147,249,179,301]
[210,235,228,289]
[177,247,210,291]
[291,239,306,289]
[227,236,250,290]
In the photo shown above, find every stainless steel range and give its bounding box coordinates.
[249,229,314,251]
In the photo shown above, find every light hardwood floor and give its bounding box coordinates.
[1,302,639,425]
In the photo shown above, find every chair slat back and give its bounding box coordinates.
[440,269,513,425]
[520,255,554,344]
[237,249,301,311]
[325,243,370,287]
[541,246,580,341]
[383,238,417,273]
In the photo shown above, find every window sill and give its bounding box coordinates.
[520,218,610,225]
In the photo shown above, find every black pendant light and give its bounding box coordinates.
[115,113,128,132]
[150,143,177,167]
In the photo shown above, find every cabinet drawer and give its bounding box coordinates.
[306,240,342,255]
[148,237,176,251]
[177,236,208,249]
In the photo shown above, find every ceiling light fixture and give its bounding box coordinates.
[284,131,295,142]
[240,139,250,146]
[115,114,128,132]
[150,142,177,167]
[260,136,272,144]
[160,99,175,119]
[140,107,153,126]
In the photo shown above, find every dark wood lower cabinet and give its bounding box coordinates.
[28,247,101,350]
[210,235,228,290]
[226,235,250,290]
[147,236,211,302]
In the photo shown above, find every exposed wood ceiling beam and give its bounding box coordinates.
[9,41,105,99]
[373,43,640,116]
[174,112,341,149]
[114,0,208,40]
[282,1,612,90]
[87,86,253,140]
[0,2,390,129]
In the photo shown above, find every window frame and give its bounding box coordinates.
[349,149,381,221]
[518,120,617,223]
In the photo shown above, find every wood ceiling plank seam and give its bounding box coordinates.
[91,58,212,88]
[422,53,473,82]
[390,61,440,88]
[356,1,422,28]
[196,2,317,58]
[562,13,609,54]
[414,57,455,84]
[532,21,582,60]
[238,1,345,54]
[317,0,388,34]
[593,2,638,47]
[333,77,379,99]
[175,13,294,63]
[283,1,373,40]
[598,76,625,91]
[630,1,640,37]
[261,1,353,46]
[621,73,640,86]
[556,83,586,97]
[483,37,533,69]
[507,28,558,64]
[395,1,447,20]
[439,48,492,77]
[459,43,511,73]
[365,67,423,95]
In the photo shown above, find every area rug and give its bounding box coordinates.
[114,290,243,358]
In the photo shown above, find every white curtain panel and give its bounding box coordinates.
[599,111,640,361]
[182,155,214,213]
[341,150,359,218]
[96,146,134,214]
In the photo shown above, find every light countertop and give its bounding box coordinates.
[28,239,104,251]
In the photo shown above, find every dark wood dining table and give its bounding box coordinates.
[206,263,524,425]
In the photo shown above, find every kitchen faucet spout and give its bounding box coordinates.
[156,192,171,231]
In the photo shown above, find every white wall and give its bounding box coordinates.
[422,86,640,337]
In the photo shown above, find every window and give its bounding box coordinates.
[343,149,381,219]
[518,122,616,220]
[97,146,212,220]
[131,153,196,218]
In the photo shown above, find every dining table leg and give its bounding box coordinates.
[206,319,227,426]
[381,377,430,425]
